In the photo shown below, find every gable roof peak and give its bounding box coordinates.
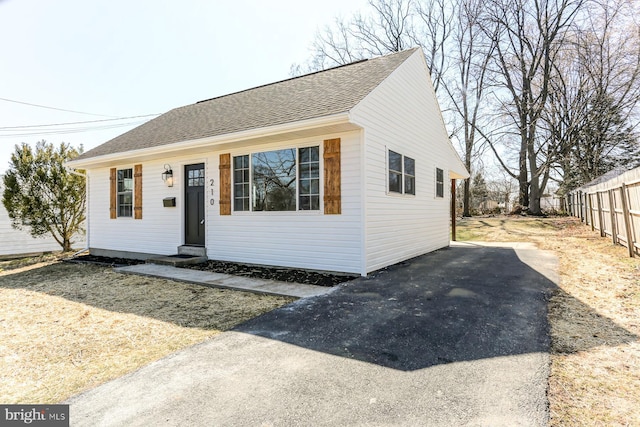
[194,48,418,107]
[74,47,421,162]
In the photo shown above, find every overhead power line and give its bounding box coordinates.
[0,120,149,138]
[0,113,160,130]
[0,96,117,117]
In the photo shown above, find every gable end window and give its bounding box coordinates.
[232,146,321,212]
[117,168,133,217]
[436,168,444,198]
[388,150,415,195]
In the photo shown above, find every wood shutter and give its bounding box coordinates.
[219,153,231,215]
[109,167,117,219]
[134,164,142,219]
[323,138,341,215]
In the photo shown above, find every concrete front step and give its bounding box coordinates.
[147,254,208,267]
[178,245,207,257]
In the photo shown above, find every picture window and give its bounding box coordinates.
[232,146,320,212]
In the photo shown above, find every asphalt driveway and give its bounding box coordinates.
[67,242,557,426]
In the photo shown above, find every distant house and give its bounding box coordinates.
[66,48,468,276]
[0,180,65,258]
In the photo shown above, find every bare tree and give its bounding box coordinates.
[297,0,455,93]
[557,0,640,190]
[440,0,496,216]
[482,0,583,214]
[413,0,455,92]
[303,0,417,72]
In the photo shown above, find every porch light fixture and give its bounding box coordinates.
[162,164,174,187]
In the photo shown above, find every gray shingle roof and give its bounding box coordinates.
[76,48,418,160]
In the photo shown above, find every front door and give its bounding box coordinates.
[185,163,205,246]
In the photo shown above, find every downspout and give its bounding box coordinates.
[66,167,89,256]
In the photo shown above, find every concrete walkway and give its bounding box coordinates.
[70,242,557,426]
[115,264,334,298]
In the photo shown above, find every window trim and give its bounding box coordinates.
[387,149,416,196]
[231,144,323,213]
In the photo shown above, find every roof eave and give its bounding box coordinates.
[66,112,356,169]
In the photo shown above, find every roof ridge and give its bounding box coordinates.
[195,48,418,106]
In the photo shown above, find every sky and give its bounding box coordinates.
[0,0,369,173]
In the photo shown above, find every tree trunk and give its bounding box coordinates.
[528,178,542,215]
[528,141,543,215]
[518,132,529,207]
[463,178,471,216]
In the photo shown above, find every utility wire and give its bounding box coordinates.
[0,120,148,138]
[0,96,117,117]
[0,113,160,130]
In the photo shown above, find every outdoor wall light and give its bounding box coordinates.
[162,164,174,187]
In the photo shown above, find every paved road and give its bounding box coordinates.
[67,242,557,426]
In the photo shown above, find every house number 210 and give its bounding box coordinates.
[209,179,215,205]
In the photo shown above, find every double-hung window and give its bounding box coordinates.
[233,155,250,211]
[117,168,133,217]
[388,150,416,195]
[299,147,320,210]
[436,168,444,198]
[233,146,320,212]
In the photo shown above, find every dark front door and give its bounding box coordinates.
[185,163,205,246]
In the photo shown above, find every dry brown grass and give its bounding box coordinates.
[457,216,640,426]
[0,261,293,404]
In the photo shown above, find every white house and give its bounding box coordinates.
[66,48,468,276]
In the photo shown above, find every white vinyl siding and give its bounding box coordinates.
[351,49,461,273]
[88,157,204,258]
[209,133,362,274]
[87,133,362,273]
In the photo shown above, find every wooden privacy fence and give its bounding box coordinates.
[566,167,640,257]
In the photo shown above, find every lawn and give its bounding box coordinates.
[0,260,293,404]
[457,216,640,426]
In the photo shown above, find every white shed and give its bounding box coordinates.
[66,48,468,276]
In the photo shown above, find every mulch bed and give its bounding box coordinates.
[66,254,145,267]
[186,260,358,287]
[68,255,357,287]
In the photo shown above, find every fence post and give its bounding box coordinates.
[608,189,618,245]
[620,184,635,257]
[578,191,582,221]
[596,191,605,237]
[588,193,595,231]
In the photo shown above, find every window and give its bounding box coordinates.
[388,150,415,195]
[436,168,444,198]
[117,168,133,217]
[233,146,320,212]
[233,155,250,211]
[252,149,296,211]
[388,150,402,193]
[298,147,320,210]
[187,167,205,187]
[404,157,415,195]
